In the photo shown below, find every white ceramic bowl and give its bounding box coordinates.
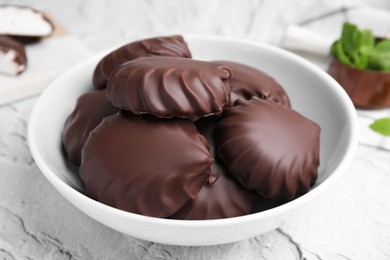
[28,36,358,246]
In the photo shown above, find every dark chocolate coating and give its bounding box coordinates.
[171,116,280,220]
[0,35,27,71]
[215,60,290,107]
[216,98,320,200]
[328,56,390,108]
[106,56,232,118]
[62,90,119,165]
[79,112,213,218]
[92,35,192,89]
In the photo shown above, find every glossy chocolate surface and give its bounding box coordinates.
[171,116,274,220]
[216,98,320,200]
[79,112,213,218]
[215,60,290,107]
[92,35,192,89]
[328,56,390,108]
[64,35,322,218]
[106,57,232,118]
[62,90,119,165]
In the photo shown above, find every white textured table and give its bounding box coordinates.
[1,0,390,259]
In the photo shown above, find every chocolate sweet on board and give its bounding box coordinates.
[215,60,291,107]
[216,98,320,200]
[92,35,192,89]
[171,116,280,220]
[0,5,55,76]
[62,90,119,166]
[79,112,213,218]
[0,36,27,76]
[106,56,232,118]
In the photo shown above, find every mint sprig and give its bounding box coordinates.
[331,22,390,72]
[368,40,390,71]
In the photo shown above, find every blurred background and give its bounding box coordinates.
[2,0,389,52]
[1,0,390,259]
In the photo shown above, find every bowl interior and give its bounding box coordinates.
[28,36,358,245]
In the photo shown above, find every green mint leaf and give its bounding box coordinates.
[370,118,390,136]
[355,57,368,69]
[375,40,390,53]
[340,23,360,58]
[355,30,374,69]
[368,39,390,71]
[337,22,371,69]
[367,52,390,71]
[358,29,374,49]
[333,22,390,71]
[331,40,352,65]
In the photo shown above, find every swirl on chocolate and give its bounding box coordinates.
[62,90,119,166]
[80,112,213,218]
[216,98,320,200]
[92,35,192,89]
[106,57,232,118]
[215,60,290,107]
[171,116,280,220]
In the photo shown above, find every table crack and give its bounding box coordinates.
[276,228,303,260]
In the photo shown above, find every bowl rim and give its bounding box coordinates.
[28,34,359,228]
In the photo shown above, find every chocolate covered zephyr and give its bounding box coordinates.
[62,90,119,166]
[79,112,213,218]
[92,35,192,89]
[0,5,54,37]
[62,34,322,219]
[215,60,291,107]
[171,116,280,220]
[106,56,232,118]
[0,36,27,76]
[216,98,320,200]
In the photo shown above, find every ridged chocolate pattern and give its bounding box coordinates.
[171,116,281,220]
[79,112,213,218]
[215,60,290,107]
[62,90,119,165]
[106,56,232,118]
[92,35,192,89]
[216,98,320,200]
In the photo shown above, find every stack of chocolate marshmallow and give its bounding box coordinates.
[63,35,321,220]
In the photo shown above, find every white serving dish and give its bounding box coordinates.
[28,35,358,246]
